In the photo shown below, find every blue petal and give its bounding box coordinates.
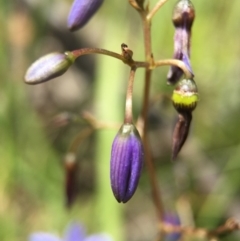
[182,53,194,76]
[64,222,86,241]
[84,234,113,241]
[29,233,62,241]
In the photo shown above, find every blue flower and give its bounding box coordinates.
[29,222,113,241]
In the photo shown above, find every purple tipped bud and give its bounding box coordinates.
[110,124,144,203]
[172,0,195,30]
[24,52,75,85]
[68,0,104,31]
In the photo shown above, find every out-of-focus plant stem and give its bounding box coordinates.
[93,25,124,241]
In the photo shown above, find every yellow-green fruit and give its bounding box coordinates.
[172,78,198,112]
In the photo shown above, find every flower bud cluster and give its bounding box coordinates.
[167,0,195,85]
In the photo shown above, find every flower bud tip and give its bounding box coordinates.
[67,0,104,31]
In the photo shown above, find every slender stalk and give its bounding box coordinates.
[72,48,125,61]
[124,67,137,124]
[68,128,93,153]
[147,0,169,21]
[141,13,153,62]
[155,59,193,78]
[141,70,164,221]
[71,48,148,68]
[139,11,165,221]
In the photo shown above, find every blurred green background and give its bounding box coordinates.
[0,0,240,240]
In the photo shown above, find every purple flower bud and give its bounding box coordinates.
[110,124,144,203]
[164,213,181,241]
[167,28,193,85]
[24,52,75,85]
[68,0,104,31]
[167,0,195,85]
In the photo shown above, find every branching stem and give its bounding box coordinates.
[71,48,148,68]
[147,0,169,21]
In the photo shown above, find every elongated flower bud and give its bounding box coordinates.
[68,0,104,31]
[24,52,75,85]
[172,78,198,113]
[110,124,144,203]
[167,0,195,85]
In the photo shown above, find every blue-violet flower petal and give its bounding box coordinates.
[164,213,181,241]
[110,124,144,203]
[64,222,86,241]
[68,0,104,31]
[29,233,61,241]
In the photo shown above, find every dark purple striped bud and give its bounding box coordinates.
[24,52,75,85]
[68,0,104,31]
[110,124,144,203]
[167,0,195,85]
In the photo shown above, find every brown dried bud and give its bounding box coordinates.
[172,112,192,160]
